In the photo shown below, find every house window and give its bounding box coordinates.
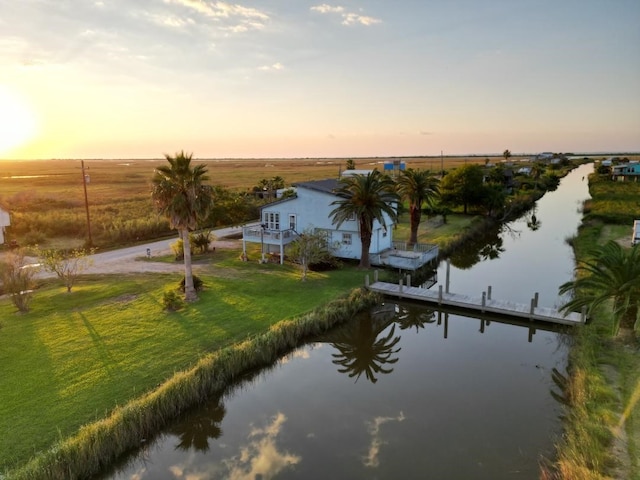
[289,214,296,231]
[342,233,352,245]
[263,211,280,230]
[347,213,356,222]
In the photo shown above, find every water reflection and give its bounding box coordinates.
[363,411,406,468]
[526,206,542,231]
[170,397,226,453]
[396,304,437,332]
[223,412,301,480]
[449,224,506,269]
[319,313,401,384]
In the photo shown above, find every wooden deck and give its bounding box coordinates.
[367,281,584,326]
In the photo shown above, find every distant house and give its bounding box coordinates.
[612,162,640,182]
[537,152,554,161]
[241,176,438,270]
[517,166,532,176]
[0,206,10,245]
[632,220,640,246]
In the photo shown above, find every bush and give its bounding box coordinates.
[162,290,184,311]
[179,275,203,293]
[171,239,184,260]
[190,231,212,254]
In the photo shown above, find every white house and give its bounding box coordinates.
[241,177,438,270]
[0,206,10,245]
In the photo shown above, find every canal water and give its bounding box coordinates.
[100,163,593,480]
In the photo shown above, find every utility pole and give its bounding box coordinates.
[81,160,93,247]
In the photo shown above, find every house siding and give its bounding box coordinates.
[0,208,10,244]
[255,182,394,260]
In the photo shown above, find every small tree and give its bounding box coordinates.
[38,247,94,292]
[0,249,37,312]
[345,159,356,170]
[287,228,332,281]
[503,149,511,162]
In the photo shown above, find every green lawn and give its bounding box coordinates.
[394,212,476,247]
[0,254,365,471]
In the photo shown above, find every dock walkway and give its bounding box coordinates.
[367,281,584,326]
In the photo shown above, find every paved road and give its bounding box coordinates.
[88,224,250,264]
[10,224,256,277]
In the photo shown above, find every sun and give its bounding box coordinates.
[0,86,38,157]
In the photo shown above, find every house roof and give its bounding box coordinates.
[293,179,340,195]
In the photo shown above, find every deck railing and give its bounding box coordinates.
[242,226,297,244]
[391,241,439,255]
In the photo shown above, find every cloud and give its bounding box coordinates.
[341,12,381,26]
[420,131,434,136]
[224,413,301,480]
[310,4,345,14]
[258,62,284,71]
[310,4,381,26]
[164,0,270,31]
[363,411,405,468]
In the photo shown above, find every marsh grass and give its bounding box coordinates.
[547,177,640,480]
[0,157,497,249]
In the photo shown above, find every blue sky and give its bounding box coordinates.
[1,0,638,159]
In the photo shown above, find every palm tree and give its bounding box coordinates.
[559,241,640,334]
[330,171,399,268]
[503,149,511,162]
[151,151,213,302]
[529,163,544,190]
[396,168,440,245]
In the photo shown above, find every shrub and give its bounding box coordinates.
[171,239,184,260]
[162,289,184,311]
[179,275,203,293]
[190,231,212,254]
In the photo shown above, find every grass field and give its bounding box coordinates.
[0,154,529,249]
[0,249,368,472]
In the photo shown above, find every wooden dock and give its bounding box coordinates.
[367,281,584,326]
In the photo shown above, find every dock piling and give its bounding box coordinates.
[481,292,486,312]
[445,261,451,293]
[374,270,379,282]
[487,286,492,300]
[529,298,535,319]
[365,275,370,287]
[534,292,539,308]
[438,285,443,305]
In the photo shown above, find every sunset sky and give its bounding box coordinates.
[1,0,638,160]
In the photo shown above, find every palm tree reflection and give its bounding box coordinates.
[527,207,542,231]
[396,304,436,332]
[170,396,226,452]
[449,225,505,269]
[324,313,401,384]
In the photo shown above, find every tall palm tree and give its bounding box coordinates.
[396,168,440,245]
[151,151,213,302]
[559,241,640,334]
[330,170,399,268]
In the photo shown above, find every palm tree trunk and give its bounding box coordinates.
[409,204,421,245]
[360,220,372,269]
[181,228,197,302]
